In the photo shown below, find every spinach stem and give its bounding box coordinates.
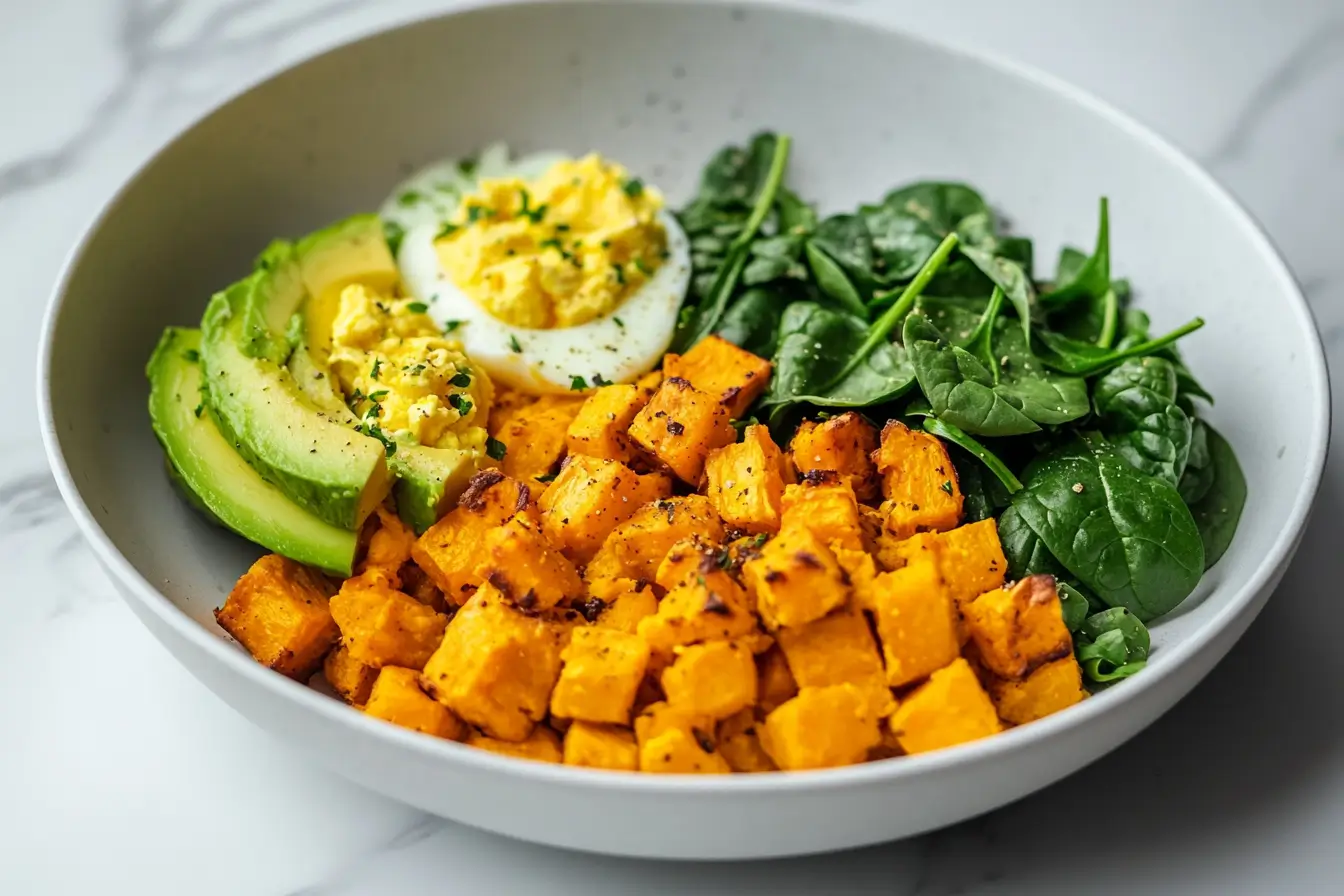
[828,232,959,386]
[1078,317,1205,376]
[965,286,1005,383]
[1096,288,1118,349]
[921,416,1023,493]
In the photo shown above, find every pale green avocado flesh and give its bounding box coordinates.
[147,328,358,575]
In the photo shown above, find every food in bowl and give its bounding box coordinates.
[146,133,1245,772]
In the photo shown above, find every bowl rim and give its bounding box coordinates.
[36,0,1331,794]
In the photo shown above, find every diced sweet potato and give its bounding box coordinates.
[986,655,1087,725]
[627,377,734,484]
[634,700,714,745]
[654,538,749,610]
[420,586,565,741]
[490,394,585,483]
[831,545,880,612]
[566,384,649,463]
[466,726,563,763]
[873,421,963,536]
[703,424,791,533]
[776,607,892,715]
[329,574,449,670]
[549,627,651,725]
[870,557,959,687]
[634,701,731,774]
[363,666,465,739]
[539,456,671,563]
[760,684,881,771]
[716,709,777,773]
[398,562,447,612]
[662,335,772,418]
[780,475,865,551]
[589,579,660,634]
[742,526,850,630]
[357,505,418,585]
[635,369,663,398]
[474,515,583,611]
[215,554,339,680]
[585,495,725,582]
[790,412,880,502]
[411,471,535,603]
[563,721,639,770]
[488,387,537,433]
[889,658,1002,754]
[883,520,1007,615]
[964,575,1073,680]
[661,640,758,720]
[323,643,378,705]
[756,644,799,714]
[637,577,758,655]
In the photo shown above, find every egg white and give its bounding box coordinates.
[388,150,691,394]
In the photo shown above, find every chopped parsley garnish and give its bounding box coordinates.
[535,471,558,484]
[458,155,479,177]
[435,222,459,240]
[368,390,389,402]
[623,178,645,198]
[364,423,397,457]
[508,335,523,353]
[554,223,571,232]
[181,348,200,363]
[384,220,406,255]
[349,387,365,404]
[539,238,563,251]
[633,257,653,275]
[570,375,589,391]
[940,480,954,495]
[600,240,612,249]
[370,358,382,380]
[443,320,463,332]
[402,363,426,375]
[406,301,429,314]
[613,316,625,327]
[193,403,204,418]
[611,262,626,285]
[449,371,472,388]
[466,205,492,223]
[486,437,508,461]
[592,373,612,387]
[448,393,473,415]
[397,190,424,207]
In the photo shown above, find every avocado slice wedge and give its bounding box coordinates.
[200,250,392,530]
[147,328,358,574]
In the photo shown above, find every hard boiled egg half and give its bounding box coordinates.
[384,145,691,394]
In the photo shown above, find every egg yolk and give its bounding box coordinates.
[435,154,667,329]
[327,284,493,451]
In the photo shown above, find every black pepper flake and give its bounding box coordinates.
[703,590,730,615]
[516,589,538,611]
[795,551,823,569]
[576,597,607,623]
[691,727,715,753]
[666,421,685,436]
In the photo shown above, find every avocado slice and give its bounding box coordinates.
[237,240,308,364]
[148,328,359,574]
[297,214,400,366]
[200,256,391,530]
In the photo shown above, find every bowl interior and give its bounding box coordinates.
[45,1,1323,709]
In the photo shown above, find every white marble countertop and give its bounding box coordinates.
[5,0,1343,892]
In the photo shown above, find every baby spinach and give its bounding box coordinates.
[805,241,868,317]
[1177,419,1215,505]
[1009,440,1204,621]
[958,246,1037,346]
[1057,583,1093,633]
[963,287,1005,379]
[1093,356,1193,488]
[921,415,1023,494]
[713,286,787,358]
[1035,317,1205,377]
[1041,200,1120,347]
[1120,310,1214,405]
[1076,607,1150,682]
[1186,422,1247,568]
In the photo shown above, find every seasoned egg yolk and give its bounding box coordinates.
[328,284,493,451]
[435,154,667,329]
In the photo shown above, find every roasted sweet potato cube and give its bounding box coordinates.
[662,335,772,418]
[585,495,725,582]
[661,640,758,720]
[412,471,535,603]
[986,655,1087,725]
[964,575,1073,680]
[889,658,1003,754]
[790,412,880,502]
[742,526,850,630]
[475,516,583,611]
[634,700,714,744]
[358,505,418,584]
[873,420,963,536]
[588,579,660,634]
[627,377,735,484]
[329,574,449,670]
[490,394,585,483]
[420,586,565,741]
[716,709,777,773]
[539,456,671,563]
[467,726,563,763]
[870,557,959,687]
[637,578,758,655]
[703,424,791,533]
[831,545,880,612]
[634,702,731,774]
[566,384,649,463]
[756,644,799,714]
[364,667,465,739]
[780,475,865,551]
[549,627,650,724]
[776,607,891,715]
[760,684,881,771]
[323,643,379,705]
[883,520,1007,615]
[215,554,339,680]
[655,537,749,609]
[563,721,639,770]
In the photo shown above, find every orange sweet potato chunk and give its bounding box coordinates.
[742,526,850,630]
[637,577,759,655]
[655,537,749,609]
[662,335,772,418]
[467,726,563,763]
[364,666,465,739]
[563,722,639,770]
[873,420,963,537]
[323,643,379,705]
[779,475,865,551]
[716,708,778,773]
[870,556,959,688]
[215,554,339,680]
[776,607,892,715]
[490,394,585,483]
[584,495,725,582]
[704,424,791,533]
[760,684,881,771]
[411,471,535,604]
[329,574,449,671]
[889,658,1003,755]
[756,644,800,714]
[357,505,418,585]
[589,579,660,634]
[790,412,880,502]
[634,701,732,774]
[566,384,649,463]
[964,575,1073,680]
[539,456,672,563]
[883,520,1008,615]
[985,655,1087,725]
[627,377,734,484]
[475,515,584,611]
[660,640,758,720]
[549,627,651,725]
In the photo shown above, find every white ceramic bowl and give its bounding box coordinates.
[38,0,1328,860]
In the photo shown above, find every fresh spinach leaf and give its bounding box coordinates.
[1177,419,1215,505]
[776,187,818,234]
[920,415,1023,494]
[1186,422,1247,569]
[809,214,882,296]
[1042,198,1111,306]
[1076,607,1151,682]
[998,503,1068,580]
[964,287,1005,379]
[1119,310,1214,405]
[804,240,868,317]
[959,246,1037,346]
[1009,440,1205,621]
[1035,317,1205,377]
[743,233,809,288]
[714,286,787,358]
[1094,356,1193,487]
[1058,582,1092,632]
